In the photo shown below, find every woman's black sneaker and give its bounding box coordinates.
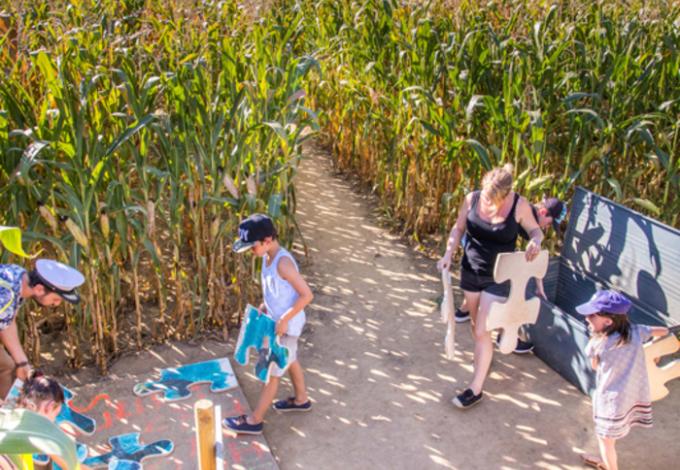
[513,339,534,354]
[454,308,470,323]
[452,388,483,409]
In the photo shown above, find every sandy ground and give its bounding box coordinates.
[58,141,680,469]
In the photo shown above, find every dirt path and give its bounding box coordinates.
[239,143,680,469]
[56,142,679,469]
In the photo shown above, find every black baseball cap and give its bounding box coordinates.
[544,198,567,231]
[232,213,276,253]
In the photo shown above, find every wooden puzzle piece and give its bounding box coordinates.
[644,332,680,401]
[82,432,173,469]
[484,250,549,354]
[440,269,456,359]
[234,304,290,383]
[133,358,238,402]
[57,386,97,435]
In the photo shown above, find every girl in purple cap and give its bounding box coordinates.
[576,290,669,470]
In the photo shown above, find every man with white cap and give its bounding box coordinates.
[0,259,85,398]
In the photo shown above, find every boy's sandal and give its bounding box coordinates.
[273,397,312,412]
[581,454,607,470]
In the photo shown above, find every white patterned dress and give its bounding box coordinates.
[586,324,653,439]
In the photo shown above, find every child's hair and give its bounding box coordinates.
[600,312,632,346]
[18,370,64,409]
[481,163,514,204]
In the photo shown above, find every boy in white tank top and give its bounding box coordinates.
[224,214,314,435]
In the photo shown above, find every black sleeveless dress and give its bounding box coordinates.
[460,191,520,293]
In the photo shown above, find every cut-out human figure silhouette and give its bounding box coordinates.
[133,358,237,402]
[645,330,680,401]
[483,250,549,354]
[82,433,173,468]
[56,386,97,435]
[234,304,290,382]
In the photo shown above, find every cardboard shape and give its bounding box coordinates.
[58,386,97,435]
[83,432,173,468]
[644,334,680,401]
[133,358,238,402]
[485,250,549,354]
[440,269,456,359]
[234,304,290,383]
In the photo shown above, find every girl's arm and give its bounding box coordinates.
[275,257,313,336]
[649,326,670,338]
[590,356,599,370]
[437,193,472,271]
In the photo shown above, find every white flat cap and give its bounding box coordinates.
[35,259,85,304]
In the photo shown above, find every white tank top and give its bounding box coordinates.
[261,248,306,337]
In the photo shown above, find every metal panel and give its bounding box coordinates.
[532,187,679,395]
[561,187,680,325]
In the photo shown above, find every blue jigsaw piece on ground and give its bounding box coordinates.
[234,304,290,382]
[82,432,173,469]
[133,358,237,402]
[34,442,88,470]
[57,386,96,435]
[109,456,142,469]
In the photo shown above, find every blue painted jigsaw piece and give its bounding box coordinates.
[234,304,290,382]
[82,432,173,469]
[34,442,88,470]
[133,358,237,402]
[57,386,97,435]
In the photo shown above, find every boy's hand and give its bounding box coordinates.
[258,303,268,315]
[276,318,289,337]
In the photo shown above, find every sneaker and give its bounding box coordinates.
[273,397,312,412]
[495,333,534,354]
[452,388,483,409]
[223,415,263,435]
[513,339,534,354]
[454,308,470,323]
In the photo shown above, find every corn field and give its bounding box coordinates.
[305,0,680,236]
[1,0,679,373]
[0,0,318,371]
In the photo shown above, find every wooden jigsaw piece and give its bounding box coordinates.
[234,304,290,383]
[644,333,680,402]
[133,358,237,402]
[485,250,549,354]
[83,432,173,469]
[440,269,456,359]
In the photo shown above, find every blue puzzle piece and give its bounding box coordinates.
[234,304,290,382]
[109,456,141,470]
[34,442,88,470]
[133,358,237,402]
[57,386,97,435]
[82,432,173,468]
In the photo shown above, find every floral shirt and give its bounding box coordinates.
[0,264,26,331]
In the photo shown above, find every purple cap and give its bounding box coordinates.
[575,290,632,316]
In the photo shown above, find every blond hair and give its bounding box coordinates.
[481,163,514,203]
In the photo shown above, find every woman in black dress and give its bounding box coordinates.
[437,164,543,408]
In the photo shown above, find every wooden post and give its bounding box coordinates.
[194,399,216,470]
